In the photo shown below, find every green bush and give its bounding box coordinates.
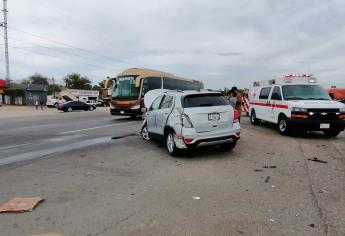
[4,87,25,97]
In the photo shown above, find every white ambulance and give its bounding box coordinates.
[249,74,345,137]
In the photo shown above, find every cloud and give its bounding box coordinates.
[2,0,344,89]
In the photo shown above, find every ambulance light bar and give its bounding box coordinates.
[253,74,317,87]
[285,73,313,77]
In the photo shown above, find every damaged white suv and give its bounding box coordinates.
[141,90,241,156]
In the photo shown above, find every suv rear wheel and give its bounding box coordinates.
[166,131,179,156]
[67,107,73,112]
[250,110,260,125]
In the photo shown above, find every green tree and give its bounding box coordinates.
[48,84,63,95]
[63,73,92,90]
[92,81,104,91]
[27,73,49,85]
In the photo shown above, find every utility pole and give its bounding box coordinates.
[52,77,55,97]
[1,0,10,84]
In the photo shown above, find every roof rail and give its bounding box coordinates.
[164,89,184,93]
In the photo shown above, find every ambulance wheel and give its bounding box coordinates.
[323,130,341,137]
[250,110,260,125]
[278,115,290,135]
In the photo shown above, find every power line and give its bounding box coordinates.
[5,34,117,69]
[0,43,115,71]
[8,27,130,65]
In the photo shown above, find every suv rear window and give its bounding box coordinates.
[183,94,228,108]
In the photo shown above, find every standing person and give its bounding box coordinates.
[228,89,237,109]
[242,89,250,116]
[231,87,243,123]
[35,100,39,110]
[39,100,44,110]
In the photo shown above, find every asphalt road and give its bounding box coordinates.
[0,107,345,236]
[0,107,141,165]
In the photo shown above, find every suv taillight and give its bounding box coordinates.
[182,114,193,128]
[233,110,239,123]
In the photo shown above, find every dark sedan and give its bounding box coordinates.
[57,101,96,112]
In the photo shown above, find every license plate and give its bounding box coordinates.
[120,111,125,114]
[320,123,330,129]
[208,113,220,121]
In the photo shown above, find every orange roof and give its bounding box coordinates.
[328,88,345,99]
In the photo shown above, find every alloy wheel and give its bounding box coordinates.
[141,126,151,140]
[167,133,175,153]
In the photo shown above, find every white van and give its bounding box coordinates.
[46,95,59,108]
[249,74,345,137]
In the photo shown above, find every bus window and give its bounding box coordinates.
[142,77,162,96]
[163,78,203,90]
[163,78,179,90]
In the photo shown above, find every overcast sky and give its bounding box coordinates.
[2,0,345,88]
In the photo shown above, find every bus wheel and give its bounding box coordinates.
[141,125,151,141]
[278,115,290,135]
[250,110,260,125]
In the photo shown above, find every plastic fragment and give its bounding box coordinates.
[307,157,328,164]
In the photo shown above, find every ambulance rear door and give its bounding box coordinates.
[257,87,272,120]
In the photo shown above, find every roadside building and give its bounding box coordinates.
[24,84,48,106]
[0,79,6,104]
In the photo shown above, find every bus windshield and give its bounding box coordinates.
[112,76,140,99]
[282,85,331,101]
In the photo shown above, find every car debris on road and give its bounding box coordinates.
[307,157,328,164]
[0,197,44,213]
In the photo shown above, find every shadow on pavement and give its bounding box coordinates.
[254,121,341,140]
[152,140,240,160]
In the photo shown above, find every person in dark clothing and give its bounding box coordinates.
[40,100,44,110]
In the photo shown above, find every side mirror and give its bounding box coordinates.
[141,107,148,113]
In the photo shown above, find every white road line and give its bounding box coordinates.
[0,143,33,151]
[0,137,113,166]
[60,121,137,135]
